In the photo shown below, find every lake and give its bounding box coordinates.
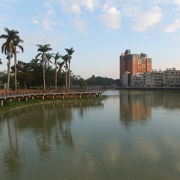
[0,90,180,180]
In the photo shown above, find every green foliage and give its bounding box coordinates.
[0,71,6,88]
[79,78,86,89]
[9,60,66,89]
[86,75,115,86]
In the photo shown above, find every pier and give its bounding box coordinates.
[0,90,103,107]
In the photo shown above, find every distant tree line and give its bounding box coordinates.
[0,66,118,89]
[86,75,115,86]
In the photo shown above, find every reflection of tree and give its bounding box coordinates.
[3,119,21,180]
[0,99,104,163]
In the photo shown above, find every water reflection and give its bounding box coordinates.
[119,90,180,127]
[1,91,180,180]
[0,99,104,179]
[3,119,21,180]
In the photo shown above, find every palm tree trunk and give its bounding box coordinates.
[68,62,71,90]
[65,71,68,91]
[55,63,57,90]
[65,62,68,91]
[7,55,11,90]
[43,60,46,90]
[14,52,17,91]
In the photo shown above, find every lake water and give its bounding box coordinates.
[0,90,180,180]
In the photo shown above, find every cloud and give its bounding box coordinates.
[31,0,56,31]
[42,18,55,31]
[99,5,121,29]
[133,6,163,32]
[32,17,56,31]
[71,4,81,14]
[172,0,180,6]
[73,17,86,33]
[62,4,81,14]
[165,19,180,32]
[83,0,99,11]
[60,0,99,13]
[47,9,56,17]
[32,18,39,24]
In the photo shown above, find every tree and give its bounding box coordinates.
[57,61,64,89]
[79,78,85,89]
[11,61,33,89]
[36,44,52,90]
[61,54,69,91]
[13,37,24,91]
[0,28,19,90]
[46,53,53,68]
[45,53,53,89]
[53,52,62,90]
[65,47,75,90]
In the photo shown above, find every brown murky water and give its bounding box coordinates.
[0,90,180,180]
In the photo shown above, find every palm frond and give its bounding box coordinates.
[17,45,24,53]
[35,53,42,59]
[1,42,6,54]
[0,35,8,39]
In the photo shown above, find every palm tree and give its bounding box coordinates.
[61,54,69,91]
[57,61,64,89]
[46,53,53,68]
[13,37,24,91]
[46,53,53,89]
[54,52,62,90]
[65,47,75,90]
[36,44,52,90]
[0,28,19,90]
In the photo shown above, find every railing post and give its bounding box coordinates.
[1,100,3,107]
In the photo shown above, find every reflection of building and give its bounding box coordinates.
[120,49,152,86]
[119,90,180,127]
[119,91,152,127]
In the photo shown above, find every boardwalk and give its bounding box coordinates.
[0,90,103,107]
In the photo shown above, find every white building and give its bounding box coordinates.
[163,68,180,87]
[131,74,144,87]
[144,70,163,87]
[122,68,180,88]
[122,71,131,87]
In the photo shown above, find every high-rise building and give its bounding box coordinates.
[120,49,152,86]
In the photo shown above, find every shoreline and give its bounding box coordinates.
[0,96,105,114]
[116,87,180,91]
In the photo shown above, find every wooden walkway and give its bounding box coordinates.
[0,90,103,107]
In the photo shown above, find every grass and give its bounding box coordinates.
[0,96,105,113]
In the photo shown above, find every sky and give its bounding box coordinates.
[0,0,180,79]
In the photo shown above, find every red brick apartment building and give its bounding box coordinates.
[120,49,152,86]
